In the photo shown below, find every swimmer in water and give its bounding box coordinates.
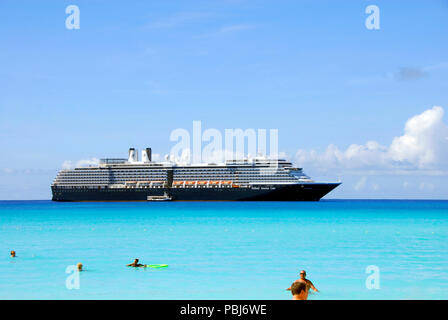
[290,281,308,300]
[77,263,83,271]
[10,251,16,258]
[287,270,319,294]
[127,258,145,267]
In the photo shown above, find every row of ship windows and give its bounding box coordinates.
[58,176,164,179]
[58,175,294,181]
[63,171,166,173]
[56,175,297,181]
[174,170,286,173]
[57,174,294,180]
[55,186,164,189]
[58,176,167,179]
[60,173,167,176]
[62,173,289,177]
[56,180,297,186]
[174,177,297,180]
[56,179,298,186]
[71,168,286,173]
[62,171,289,176]
[66,172,165,175]
[54,185,265,190]
[174,172,290,177]
[57,175,297,180]
[72,169,166,172]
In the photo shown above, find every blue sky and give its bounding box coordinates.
[1,0,448,199]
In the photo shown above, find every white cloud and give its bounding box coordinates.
[62,158,99,169]
[1,168,54,175]
[295,106,448,174]
[61,155,166,169]
[389,106,447,168]
[62,160,73,169]
[76,158,100,167]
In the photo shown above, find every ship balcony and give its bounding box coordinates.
[171,180,237,188]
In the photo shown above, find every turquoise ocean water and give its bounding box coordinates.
[0,200,447,300]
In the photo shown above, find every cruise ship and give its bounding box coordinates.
[51,148,340,201]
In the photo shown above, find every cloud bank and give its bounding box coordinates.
[295,106,448,174]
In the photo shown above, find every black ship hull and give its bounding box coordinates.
[51,183,340,202]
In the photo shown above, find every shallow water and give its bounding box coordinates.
[0,200,447,299]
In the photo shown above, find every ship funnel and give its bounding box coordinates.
[128,148,137,163]
[142,148,152,163]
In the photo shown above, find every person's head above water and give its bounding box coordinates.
[299,270,306,280]
[10,250,16,257]
[77,263,83,271]
[291,281,307,295]
[291,281,307,300]
[127,258,143,267]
